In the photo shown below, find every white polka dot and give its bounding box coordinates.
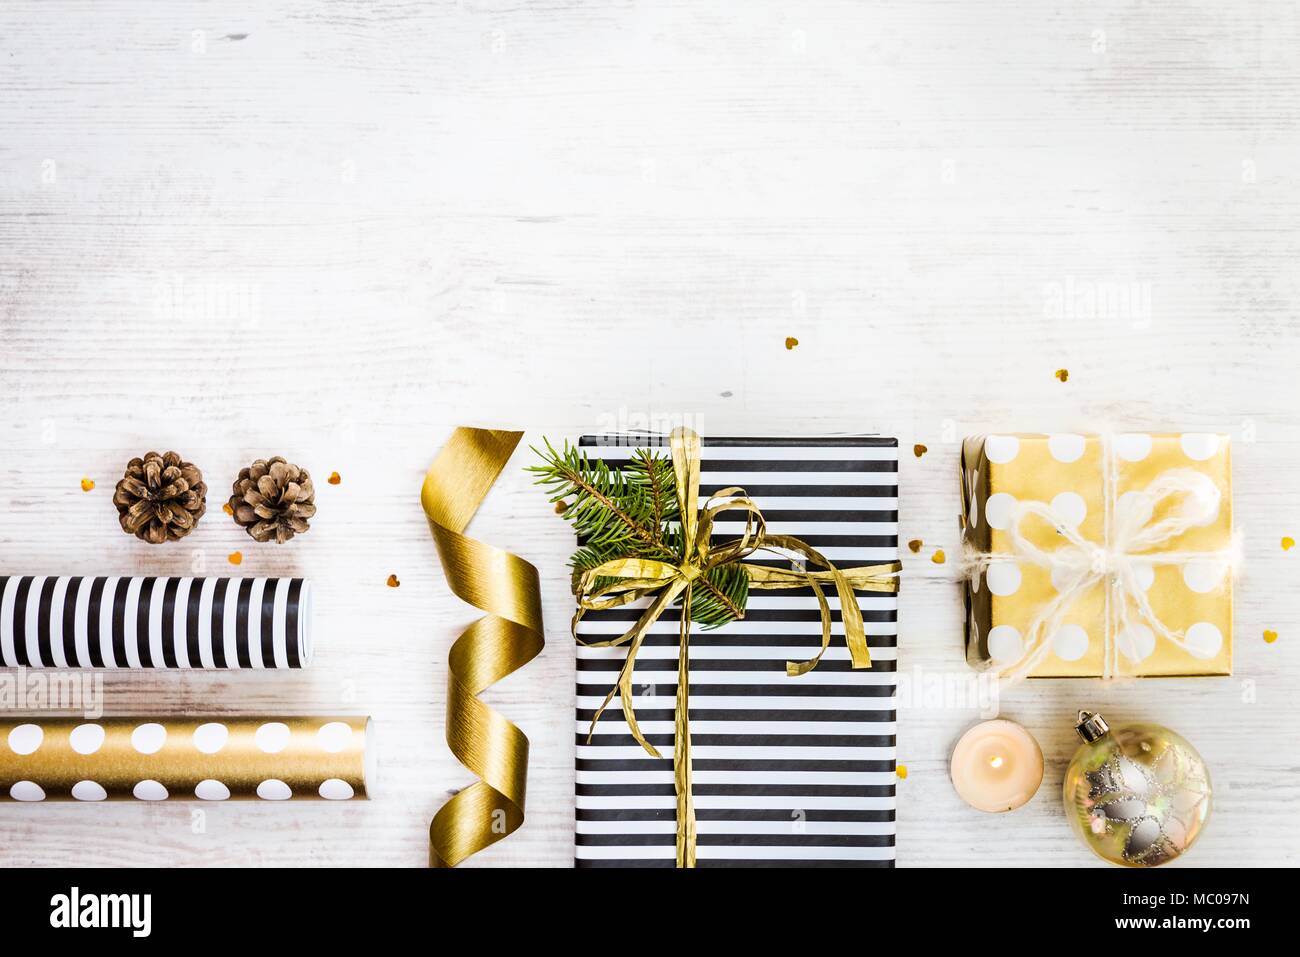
[1181,560,1225,594]
[195,780,231,801]
[966,485,979,528]
[1188,485,1221,526]
[1180,433,1220,461]
[319,779,354,800]
[1185,622,1224,659]
[72,781,107,802]
[1116,490,1151,527]
[257,779,292,801]
[1050,491,1087,528]
[1053,624,1090,661]
[985,561,1022,596]
[986,625,1024,663]
[1132,561,1155,591]
[317,722,353,754]
[131,723,166,755]
[255,722,291,753]
[7,724,43,755]
[192,723,228,755]
[9,781,45,801]
[1118,624,1156,662]
[1048,433,1086,463]
[1051,562,1089,592]
[1115,433,1153,462]
[132,780,168,801]
[984,435,1020,464]
[69,723,105,755]
[984,492,1018,530]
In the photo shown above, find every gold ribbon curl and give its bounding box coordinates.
[576,427,901,867]
[424,427,544,867]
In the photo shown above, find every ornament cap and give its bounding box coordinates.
[1075,710,1110,743]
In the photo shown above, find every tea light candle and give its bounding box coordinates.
[950,719,1043,812]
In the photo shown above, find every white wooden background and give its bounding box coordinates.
[1,1,1297,867]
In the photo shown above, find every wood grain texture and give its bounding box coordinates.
[1,0,1297,867]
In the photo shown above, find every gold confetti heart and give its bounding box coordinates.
[784,336,799,350]
[908,539,923,553]
[80,478,95,492]
[387,574,400,588]
[1264,629,1278,644]
[931,548,946,564]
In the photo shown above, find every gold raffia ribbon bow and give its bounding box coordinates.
[423,427,545,867]
[964,439,1236,683]
[575,427,901,867]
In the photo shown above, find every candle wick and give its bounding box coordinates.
[989,755,1004,769]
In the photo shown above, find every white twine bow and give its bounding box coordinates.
[966,438,1235,682]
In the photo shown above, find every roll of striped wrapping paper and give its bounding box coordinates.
[0,576,312,669]
[574,435,899,868]
[1,716,371,801]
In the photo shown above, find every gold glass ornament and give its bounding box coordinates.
[1063,710,1211,866]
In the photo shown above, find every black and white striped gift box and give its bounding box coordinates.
[575,435,899,867]
[0,576,312,669]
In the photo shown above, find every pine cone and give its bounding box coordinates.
[113,451,207,543]
[229,457,316,543]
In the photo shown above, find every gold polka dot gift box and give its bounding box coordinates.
[960,432,1233,679]
[1,716,373,802]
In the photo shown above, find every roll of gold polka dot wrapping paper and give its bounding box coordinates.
[0,716,372,802]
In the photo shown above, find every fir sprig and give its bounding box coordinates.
[529,439,748,628]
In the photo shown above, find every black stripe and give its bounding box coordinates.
[160,577,180,668]
[587,607,898,624]
[582,632,897,649]
[234,578,253,668]
[61,577,82,666]
[210,578,230,668]
[705,484,897,499]
[578,734,895,748]
[760,534,899,548]
[575,833,895,848]
[186,578,204,666]
[576,808,896,823]
[34,576,57,666]
[578,708,896,723]
[586,458,898,474]
[136,577,157,667]
[0,578,12,666]
[577,683,895,698]
[110,578,130,666]
[726,509,899,523]
[580,435,897,448]
[579,633,898,648]
[86,577,106,668]
[576,758,894,773]
[577,858,894,868]
[11,576,34,666]
[577,658,897,674]
[285,579,303,668]
[577,783,895,798]
[260,579,278,667]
